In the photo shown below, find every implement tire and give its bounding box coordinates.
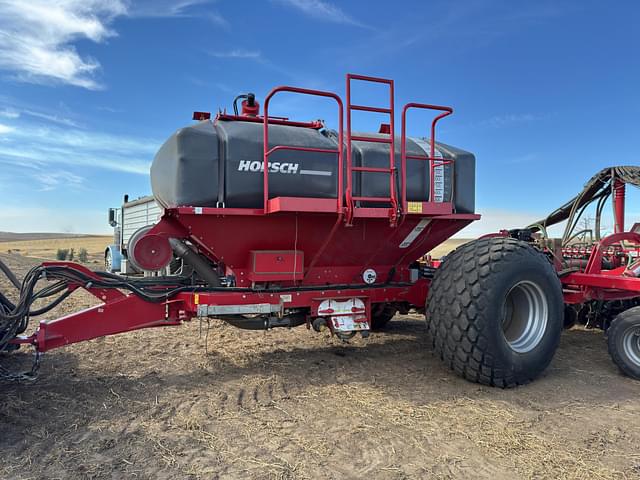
[607,306,640,380]
[426,237,563,388]
[370,303,397,330]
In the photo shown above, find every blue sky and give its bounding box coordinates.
[0,0,638,235]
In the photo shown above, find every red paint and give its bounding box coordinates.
[241,99,260,116]
[346,74,397,226]
[263,85,344,215]
[250,250,304,281]
[14,263,430,353]
[614,178,626,234]
[147,207,475,287]
[192,111,211,121]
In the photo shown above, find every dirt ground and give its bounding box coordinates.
[2,251,640,480]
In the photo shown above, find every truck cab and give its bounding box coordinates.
[105,195,162,273]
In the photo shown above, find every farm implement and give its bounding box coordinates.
[1,74,639,387]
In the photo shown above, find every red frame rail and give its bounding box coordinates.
[263,86,344,214]
[400,103,453,211]
[11,262,430,353]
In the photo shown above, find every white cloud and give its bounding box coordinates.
[0,108,20,119]
[0,118,159,175]
[478,113,546,129]
[0,0,126,89]
[129,0,229,27]
[0,1,230,89]
[131,0,210,17]
[274,0,367,27]
[32,171,85,191]
[0,123,14,134]
[23,109,81,128]
[209,48,261,59]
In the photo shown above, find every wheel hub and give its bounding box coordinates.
[622,326,640,367]
[502,280,549,353]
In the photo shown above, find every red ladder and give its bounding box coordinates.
[345,74,399,226]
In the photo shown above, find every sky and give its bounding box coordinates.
[0,0,638,236]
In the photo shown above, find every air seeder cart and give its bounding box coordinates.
[1,74,638,386]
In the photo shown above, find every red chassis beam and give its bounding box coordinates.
[560,232,640,304]
[562,272,640,303]
[11,263,429,353]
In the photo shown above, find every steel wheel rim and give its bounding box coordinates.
[502,280,549,353]
[622,326,640,367]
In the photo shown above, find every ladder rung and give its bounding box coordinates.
[349,104,392,114]
[351,166,392,173]
[350,135,393,144]
[352,196,392,202]
[348,74,393,85]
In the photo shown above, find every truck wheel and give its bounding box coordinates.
[426,237,563,387]
[105,250,113,272]
[607,306,640,380]
[370,303,397,330]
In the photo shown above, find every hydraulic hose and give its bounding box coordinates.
[0,258,20,289]
[169,238,222,287]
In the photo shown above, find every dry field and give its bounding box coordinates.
[2,239,640,480]
[0,235,112,263]
[0,234,459,264]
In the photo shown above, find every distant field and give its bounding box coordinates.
[0,234,466,262]
[0,232,101,242]
[1,235,112,262]
[429,238,470,258]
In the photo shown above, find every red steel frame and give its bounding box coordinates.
[561,231,640,304]
[12,264,429,353]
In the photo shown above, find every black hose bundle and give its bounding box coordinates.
[0,258,197,354]
[529,166,640,245]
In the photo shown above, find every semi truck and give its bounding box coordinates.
[105,195,162,273]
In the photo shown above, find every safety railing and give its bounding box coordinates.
[263,86,344,214]
[400,103,453,211]
[345,74,397,223]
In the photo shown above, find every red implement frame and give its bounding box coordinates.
[562,231,640,303]
[12,264,429,353]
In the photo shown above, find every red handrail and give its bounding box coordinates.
[400,103,453,210]
[263,86,344,214]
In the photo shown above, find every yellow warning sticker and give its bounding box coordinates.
[407,201,423,213]
[194,293,200,305]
